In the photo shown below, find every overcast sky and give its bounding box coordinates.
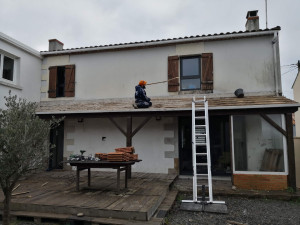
[0,0,299,98]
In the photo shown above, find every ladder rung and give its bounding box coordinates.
[196,153,207,155]
[195,116,205,120]
[194,100,205,103]
[195,125,206,127]
[196,174,208,176]
[196,163,207,166]
[196,143,206,146]
[195,134,206,136]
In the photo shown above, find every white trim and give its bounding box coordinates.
[282,114,289,174]
[0,52,18,85]
[231,114,288,175]
[0,32,42,59]
[0,80,22,90]
[41,30,278,56]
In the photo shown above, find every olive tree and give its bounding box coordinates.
[0,93,62,225]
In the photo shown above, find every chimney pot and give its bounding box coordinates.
[49,39,64,51]
[245,10,259,31]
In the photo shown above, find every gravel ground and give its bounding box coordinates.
[165,194,300,225]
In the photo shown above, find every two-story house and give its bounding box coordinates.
[1,11,297,191]
[0,32,42,109]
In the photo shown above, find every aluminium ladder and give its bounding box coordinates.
[182,96,225,205]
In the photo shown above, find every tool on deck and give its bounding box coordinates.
[181,96,227,213]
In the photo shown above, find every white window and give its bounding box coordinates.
[231,114,288,175]
[0,52,18,84]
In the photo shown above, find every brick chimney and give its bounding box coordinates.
[245,10,259,31]
[48,39,64,51]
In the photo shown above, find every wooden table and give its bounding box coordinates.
[68,160,140,192]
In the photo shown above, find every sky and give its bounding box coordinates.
[0,0,299,98]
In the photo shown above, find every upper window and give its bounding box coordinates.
[0,53,15,82]
[167,53,213,92]
[180,56,201,90]
[48,65,75,98]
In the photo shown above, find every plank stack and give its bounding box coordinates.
[95,146,138,162]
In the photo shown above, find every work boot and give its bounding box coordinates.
[132,103,138,109]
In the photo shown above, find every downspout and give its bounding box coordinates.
[272,31,282,96]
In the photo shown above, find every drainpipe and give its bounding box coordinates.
[272,32,281,96]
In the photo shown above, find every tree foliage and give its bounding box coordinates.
[0,93,62,225]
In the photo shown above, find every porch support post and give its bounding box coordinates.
[127,117,133,178]
[285,113,296,190]
[126,117,132,147]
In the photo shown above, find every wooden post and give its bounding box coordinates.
[117,168,120,192]
[285,113,296,190]
[127,117,132,178]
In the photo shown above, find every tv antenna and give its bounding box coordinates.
[265,0,268,28]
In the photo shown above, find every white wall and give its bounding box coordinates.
[41,35,278,101]
[64,117,176,173]
[0,39,41,108]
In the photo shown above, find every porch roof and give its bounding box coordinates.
[36,95,300,116]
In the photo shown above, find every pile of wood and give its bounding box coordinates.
[95,146,138,162]
[95,153,108,160]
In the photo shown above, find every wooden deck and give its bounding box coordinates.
[0,170,177,223]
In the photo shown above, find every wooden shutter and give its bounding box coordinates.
[64,65,75,97]
[48,66,57,98]
[201,53,213,91]
[168,56,179,92]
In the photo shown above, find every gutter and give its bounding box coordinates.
[40,30,278,56]
[0,32,42,59]
[272,32,281,95]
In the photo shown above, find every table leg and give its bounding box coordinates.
[76,167,80,191]
[125,166,128,188]
[128,165,132,179]
[117,168,120,192]
[88,168,91,187]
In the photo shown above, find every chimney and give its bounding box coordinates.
[245,10,259,31]
[48,39,64,51]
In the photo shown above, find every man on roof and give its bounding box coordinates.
[133,80,152,109]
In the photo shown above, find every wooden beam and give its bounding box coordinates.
[285,113,296,190]
[131,117,152,138]
[126,117,132,147]
[108,117,126,136]
[259,113,287,137]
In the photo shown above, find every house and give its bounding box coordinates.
[292,61,300,188]
[0,32,42,108]
[1,11,298,191]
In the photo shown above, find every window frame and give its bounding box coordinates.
[231,114,288,175]
[0,51,17,84]
[180,55,201,91]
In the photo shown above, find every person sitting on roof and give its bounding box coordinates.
[133,80,152,109]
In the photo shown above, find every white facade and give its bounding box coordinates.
[0,32,42,109]
[40,34,281,101]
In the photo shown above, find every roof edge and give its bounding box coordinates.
[0,32,42,59]
[40,27,280,56]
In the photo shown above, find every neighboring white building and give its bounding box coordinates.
[0,32,42,108]
[36,11,299,190]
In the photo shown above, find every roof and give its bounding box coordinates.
[36,95,299,115]
[0,32,42,59]
[40,26,281,56]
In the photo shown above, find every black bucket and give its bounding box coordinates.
[234,88,244,98]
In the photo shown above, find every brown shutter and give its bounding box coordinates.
[168,56,179,92]
[64,65,75,97]
[201,53,213,91]
[48,66,57,98]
